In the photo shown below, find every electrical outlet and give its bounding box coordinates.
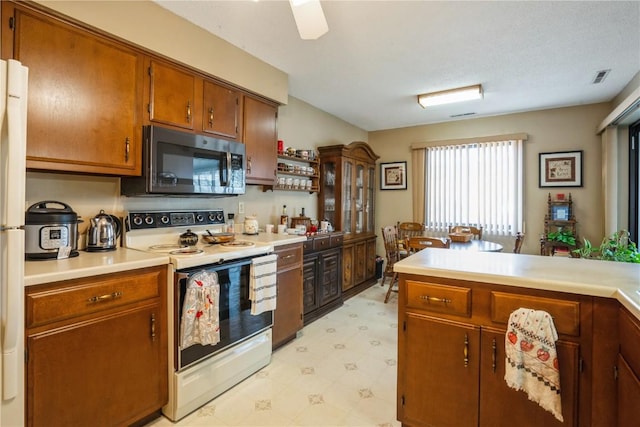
[238,202,245,214]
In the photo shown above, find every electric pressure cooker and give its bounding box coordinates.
[25,201,81,260]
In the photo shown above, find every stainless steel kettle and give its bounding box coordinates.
[86,210,121,252]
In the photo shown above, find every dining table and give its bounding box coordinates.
[450,239,503,252]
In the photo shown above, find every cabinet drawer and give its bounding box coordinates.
[276,245,302,270]
[619,308,640,375]
[330,234,344,247]
[405,280,471,317]
[26,268,164,329]
[302,239,313,252]
[490,291,581,337]
[313,236,331,251]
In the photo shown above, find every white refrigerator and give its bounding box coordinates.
[0,59,28,426]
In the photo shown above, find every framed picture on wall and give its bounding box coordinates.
[380,161,407,190]
[539,150,583,187]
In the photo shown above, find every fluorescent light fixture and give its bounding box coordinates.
[417,84,483,108]
[289,0,328,40]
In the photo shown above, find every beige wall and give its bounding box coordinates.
[369,103,612,255]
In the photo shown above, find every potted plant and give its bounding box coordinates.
[547,228,577,246]
[573,229,640,263]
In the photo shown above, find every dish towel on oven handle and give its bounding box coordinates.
[250,253,278,315]
[180,270,221,350]
[504,307,563,422]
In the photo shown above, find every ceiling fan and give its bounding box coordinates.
[289,0,328,40]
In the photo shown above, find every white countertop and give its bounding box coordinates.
[24,233,307,287]
[25,248,169,286]
[394,249,640,320]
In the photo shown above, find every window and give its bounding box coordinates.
[422,138,524,236]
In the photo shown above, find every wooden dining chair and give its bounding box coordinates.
[397,222,424,258]
[381,225,401,303]
[407,236,451,252]
[513,232,525,253]
[449,225,483,240]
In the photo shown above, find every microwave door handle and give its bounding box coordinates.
[221,151,231,187]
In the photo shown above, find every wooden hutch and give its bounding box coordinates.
[318,142,379,298]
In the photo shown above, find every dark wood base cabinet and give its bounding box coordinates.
[397,273,622,427]
[272,243,304,349]
[618,307,640,427]
[303,233,343,325]
[25,266,168,427]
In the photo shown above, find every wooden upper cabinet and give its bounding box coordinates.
[2,2,144,175]
[243,95,278,185]
[202,80,241,140]
[147,59,196,131]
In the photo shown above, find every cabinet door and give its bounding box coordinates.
[354,240,367,285]
[148,59,196,130]
[479,328,579,427]
[319,249,341,306]
[243,96,277,185]
[27,304,166,427]
[321,160,338,227]
[400,313,480,427]
[342,243,354,291]
[303,255,319,314]
[617,354,640,427]
[202,80,241,140]
[366,237,377,280]
[366,164,376,233]
[273,266,303,348]
[8,4,143,175]
[343,159,354,234]
[355,163,365,234]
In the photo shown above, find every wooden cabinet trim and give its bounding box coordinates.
[406,280,472,318]
[490,291,581,337]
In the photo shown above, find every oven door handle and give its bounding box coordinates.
[176,272,189,282]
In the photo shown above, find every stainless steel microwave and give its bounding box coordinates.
[121,126,246,196]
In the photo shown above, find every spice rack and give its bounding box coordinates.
[262,151,320,193]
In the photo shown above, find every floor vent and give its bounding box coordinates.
[592,69,610,84]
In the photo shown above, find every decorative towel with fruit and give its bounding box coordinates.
[504,307,563,422]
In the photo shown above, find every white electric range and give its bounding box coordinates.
[124,209,274,421]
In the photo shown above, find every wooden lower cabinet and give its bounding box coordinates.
[25,266,168,427]
[397,274,599,427]
[303,234,343,324]
[341,235,377,298]
[617,307,640,427]
[272,243,303,348]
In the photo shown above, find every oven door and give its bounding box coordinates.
[176,256,272,370]
[148,125,245,195]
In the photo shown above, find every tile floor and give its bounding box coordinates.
[147,281,400,427]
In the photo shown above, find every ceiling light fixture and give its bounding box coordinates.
[289,0,328,40]
[417,84,483,108]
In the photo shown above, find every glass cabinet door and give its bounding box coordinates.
[355,164,364,233]
[366,165,375,233]
[343,160,353,234]
[322,161,337,226]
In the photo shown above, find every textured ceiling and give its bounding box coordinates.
[154,0,640,131]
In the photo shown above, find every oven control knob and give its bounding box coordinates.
[216,212,224,222]
[159,215,170,225]
[144,215,154,225]
[196,214,204,223]
[132,215,143,227]
[208,213,216,222]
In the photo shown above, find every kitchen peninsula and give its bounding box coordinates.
[393,250,640,427]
